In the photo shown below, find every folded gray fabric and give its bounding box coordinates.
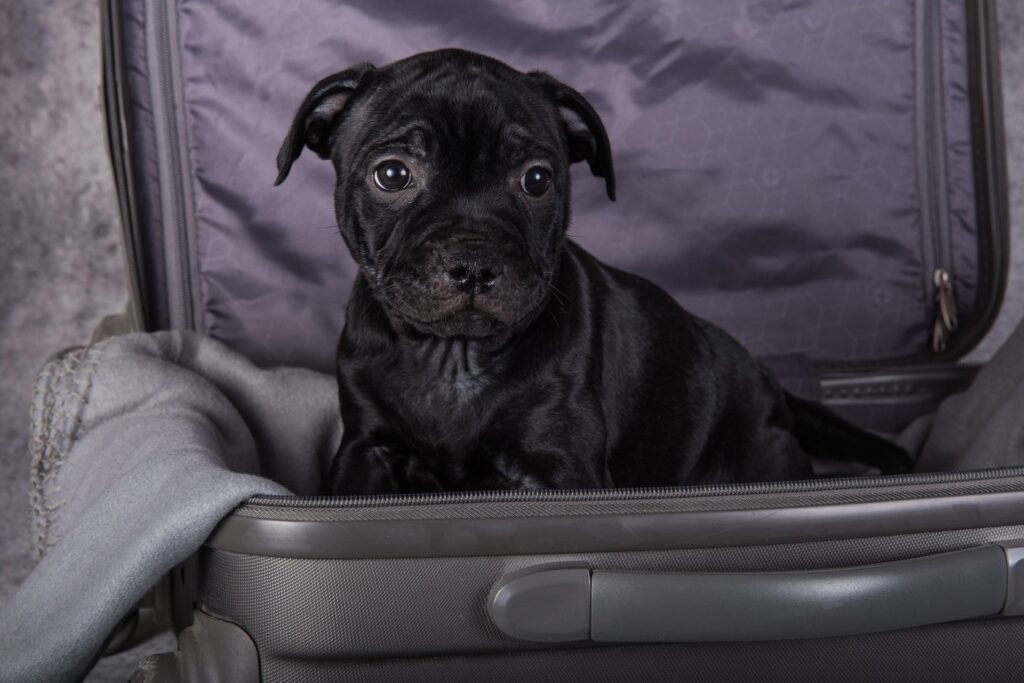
[912,317,1024,472]
[0,332,341,683]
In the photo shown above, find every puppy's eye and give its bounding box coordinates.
[521,166,552,196]
[373,161,412,191]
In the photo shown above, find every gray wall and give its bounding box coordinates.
[0,0,125,615]
[0,0,1022,680]
[0,1,158,679]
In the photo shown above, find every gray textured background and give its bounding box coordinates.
[0,1,1022,679]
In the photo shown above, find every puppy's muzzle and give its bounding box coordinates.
[382,228,543,337]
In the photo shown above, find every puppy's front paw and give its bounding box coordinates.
[370,447,446,494]
[329,441,443,495]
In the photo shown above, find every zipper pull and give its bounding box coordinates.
[931,268,958,353]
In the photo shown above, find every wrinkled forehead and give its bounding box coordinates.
[346,65,563,166]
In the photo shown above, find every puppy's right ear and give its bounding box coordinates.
[275,63,375,186]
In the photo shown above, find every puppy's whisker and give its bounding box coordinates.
[548,283,569,300]
[300,224,343,231]
[546,308,562,331]
[348,281,400,320]
[361,285,408,320]
[382,294,427,325]
[546,283,570,312]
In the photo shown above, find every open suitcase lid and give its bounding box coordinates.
[102,0,1007,375]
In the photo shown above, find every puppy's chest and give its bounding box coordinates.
[377,342,502,445]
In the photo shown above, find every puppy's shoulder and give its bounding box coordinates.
[564,241,753,369]
[564,240,695,325]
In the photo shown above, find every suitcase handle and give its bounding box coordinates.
[489,544,1024,643]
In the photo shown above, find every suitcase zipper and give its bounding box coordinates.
[244,466,1024,509]
[820,0,1008,374]
[917,0,958,354]
[150,0,200,331]
[101,0,147,331]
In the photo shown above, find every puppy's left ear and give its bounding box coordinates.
[275,63,375,186]
[530,72,616,201]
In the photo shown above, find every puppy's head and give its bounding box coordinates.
[276,49,614,339]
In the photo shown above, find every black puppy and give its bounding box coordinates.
[275,49,911,494]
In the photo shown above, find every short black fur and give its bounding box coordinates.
[275,49,912,494]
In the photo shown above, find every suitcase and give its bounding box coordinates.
[93,0,1024,680]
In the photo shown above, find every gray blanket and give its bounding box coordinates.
[0,332,341,683]
[2,322,1024,682]
[909,316,1024,473]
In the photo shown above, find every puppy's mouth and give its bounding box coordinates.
[425,308,506,338]
[378,286,547,339]
[383,300,510,339]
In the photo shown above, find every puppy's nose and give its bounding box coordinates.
[446,263,499,295]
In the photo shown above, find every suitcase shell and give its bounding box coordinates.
[94,0,1024,680]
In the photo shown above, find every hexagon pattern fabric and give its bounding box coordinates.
[142,0,978,372]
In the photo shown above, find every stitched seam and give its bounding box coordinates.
[28,343,107,560]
